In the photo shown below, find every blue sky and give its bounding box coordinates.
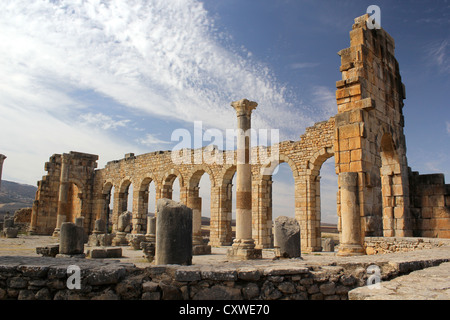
[0,0,448,224]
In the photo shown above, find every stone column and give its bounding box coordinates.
[227,99,262,260]
[337,172,365,256]
[0,154,6,191]
[155,198,192,265]
[53,154,70,237]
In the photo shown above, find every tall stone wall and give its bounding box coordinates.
[29,152,98,235]
[334,14,413,255]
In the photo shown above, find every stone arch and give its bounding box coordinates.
[255,153,299,248]
[186,165,216,246]
[65,181,83,224]
[161,168,185,203]
[134,172,158,234]
[100,179,115,232]
[187,165,216,188]
[260,152,300,179]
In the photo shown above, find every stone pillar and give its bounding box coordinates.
[145,215,156,243]
[0,154,6,192]
[274,216,301,258]
[59,222,85,256]
[155,198,192,265]
[227,99,262,260]
[53,154,70,237]
[337,172,365,256]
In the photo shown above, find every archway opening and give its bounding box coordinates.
[102,182,114,233]
[67,182,82,223]
[272,162,295,220]
[319,156,339,250]
[172,177,180,202]
[189,170,213,246]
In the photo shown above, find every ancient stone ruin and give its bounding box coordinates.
[24,14,449,259]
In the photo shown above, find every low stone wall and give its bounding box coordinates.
[2,252,449,301]
[364,237,450,255]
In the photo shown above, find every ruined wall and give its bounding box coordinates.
[408,172,450,238]
[29,152,98,235]
[334,14,414,255]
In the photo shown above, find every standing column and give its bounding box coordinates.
[0,154,6,191]
[53,154,70,237]
[337,172,365,256]
[227,99,262,260]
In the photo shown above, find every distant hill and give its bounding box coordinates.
[0,180,37,215]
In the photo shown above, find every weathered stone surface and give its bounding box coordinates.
[349,262,450,300]
[4,227,19,238]
[59,222,84,255]
[94,219,106,234]
[242,282,260,299]
[88,233,113,247]
[117,211,132,233]
[36,245,59,257]
[155,198,192,265]
[274,216,301,258]
[321,238,335,252]
[193,285,242,300]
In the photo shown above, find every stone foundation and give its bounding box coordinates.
[364,237,450,255]
[1,246,449,300]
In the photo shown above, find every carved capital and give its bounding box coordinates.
[231,99,258,117]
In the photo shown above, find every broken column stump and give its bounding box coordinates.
[274,216,301,258]
[155,198,192,265]
[58,222,85,257]
[2,217,19,238]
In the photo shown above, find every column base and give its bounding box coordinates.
[227,239,262,260]
[337,244,366,256]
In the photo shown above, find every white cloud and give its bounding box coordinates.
[136,133,172,147]
[446,121,450,135]
[426,39,449,73]
[0,0,331,185]
[0,0,316,131]
[311,86,338,117]
[79,113,130,130]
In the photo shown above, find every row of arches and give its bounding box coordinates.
[93,148,339,251]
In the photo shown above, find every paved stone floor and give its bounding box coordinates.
[1,235,449,299]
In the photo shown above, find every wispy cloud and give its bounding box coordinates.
[446,121,450,135]
[0,0,328,184]
[426,39,450,73]
[79,113,130,130]
[136,133,172,147]
[311,86,337,117]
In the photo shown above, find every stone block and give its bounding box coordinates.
[155,198,193,265]
[274,216,301,258]
[321,238,335,252]
[59,222,84,255]
[4,227,19,238]
[36,245,60,257]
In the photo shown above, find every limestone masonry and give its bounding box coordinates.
[27,14,450,256]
